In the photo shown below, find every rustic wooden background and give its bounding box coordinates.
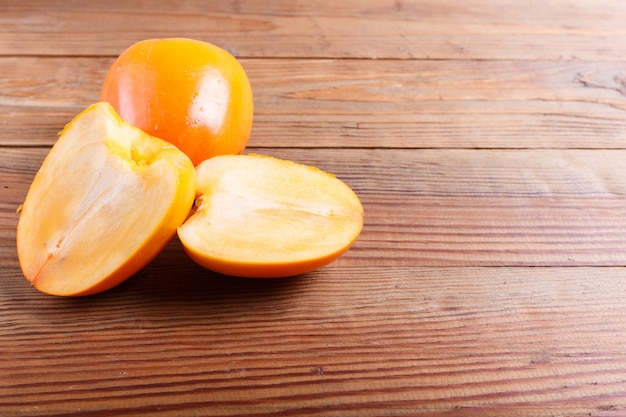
[2,1,626,416]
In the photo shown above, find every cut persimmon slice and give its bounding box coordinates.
[16,102,196,296]
[177,154,364,278]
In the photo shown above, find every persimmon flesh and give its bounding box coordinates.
[101,38,254,166]
[177,154,364,278]
[16,102,196,296]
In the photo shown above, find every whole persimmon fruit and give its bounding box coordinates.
[101,38,253,166]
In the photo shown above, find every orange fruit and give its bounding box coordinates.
[16,102,196,296]
[177,154,364,278]
[101,38,253,166]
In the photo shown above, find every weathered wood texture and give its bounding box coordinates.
[4,147,626,267]
[2,0,626,60]
[3,0,626,416]
[3,57,626,149]
[2,265,626,417]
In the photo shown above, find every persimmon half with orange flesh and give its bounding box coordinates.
[177,154,364,278]
[16,102,196,296]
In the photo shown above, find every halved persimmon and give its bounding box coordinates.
[177,154,364,278]
[16,102,196,296]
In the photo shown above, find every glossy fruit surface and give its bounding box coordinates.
[101,38,253,166]
[177,154,364,278]
[16,102,196,296]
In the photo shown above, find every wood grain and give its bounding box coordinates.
[3,0,626,416]
[5,147,626,267]
[3,57,626,149]
[2,264,626,416]
[2,0,626,60]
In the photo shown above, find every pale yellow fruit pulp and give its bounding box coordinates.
[178,154,364,278]
[16,102,196,296]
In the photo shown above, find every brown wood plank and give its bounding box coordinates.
[1,264,626,416]
[4,1,626,416]
[1,0,626,60]
[4,147,626,267]
[3,57,626,149]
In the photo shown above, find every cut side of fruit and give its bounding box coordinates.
[16,102,196,296]
[177,154,364,278]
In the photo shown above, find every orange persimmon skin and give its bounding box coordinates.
[101,38,253,166]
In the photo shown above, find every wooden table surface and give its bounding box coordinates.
[3,1,626,416]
